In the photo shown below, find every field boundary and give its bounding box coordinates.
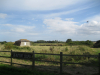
[0,50,100,75]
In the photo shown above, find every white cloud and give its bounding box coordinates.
[65,18,74,21]
[43,17,100,35]
[0,0,91,10]
[0,13,7,19]
[14,28,25,32]
[43,17,78,34]
[78,14,100,35]
[78,21,100,35]
[83,14,100,22]
[0,24,38,35]
[1,24,35,32]
[41,6,93,19]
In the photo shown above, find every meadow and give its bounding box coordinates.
[0,42,100,75]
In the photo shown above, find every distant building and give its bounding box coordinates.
[14,39,30,46]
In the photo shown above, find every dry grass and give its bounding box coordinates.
[0,44,100,75]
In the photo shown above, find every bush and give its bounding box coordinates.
[65,47,68,51]
[85,40,93,47]
[67,42,74,46]
[93,40,100,48]
[66,40,93,47]
[49,46,54,52]
[20,46,31,50]
[4,42,14,50]
[13,45,21,49]
[81,52,91,60]
[30,42,34,46]
[12,45,31,50]
[0,41,7,44]
[78,46,85,51]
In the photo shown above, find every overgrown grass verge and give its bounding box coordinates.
[0,64,58,75]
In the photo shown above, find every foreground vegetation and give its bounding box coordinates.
[0,64,58,75]
[0,41,100,75]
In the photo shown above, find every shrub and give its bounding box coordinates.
[13,45,21,50]
[30,42,34,46]
[0,41,7,44]
[85,40,93,47]
[82,52,91,60]
[35,55,47,60]
[68,42,74,46]
[20,46,31,50]
[78,46,85,51]
[93,40,100,48]
[66,40,93,47]
[49,46,54,52]
[4,42,14,50]
[65,47,68,51]
[12,45,31,50]
[69,51,75,55]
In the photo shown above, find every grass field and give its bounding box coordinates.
[0,43,100,75]
[0,64,58,75]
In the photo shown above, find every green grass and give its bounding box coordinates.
[0,64,59,75]
[0,44,100,75]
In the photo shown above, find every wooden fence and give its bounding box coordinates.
[0,50,100,75]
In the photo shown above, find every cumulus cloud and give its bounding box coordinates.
[78,21,100,35]
[79,14,100,35]
[0,0,91,10]
[0,13,7,19]
[43,17,100,35]
[43,17,78,34]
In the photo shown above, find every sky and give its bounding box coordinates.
[0,0,100,42]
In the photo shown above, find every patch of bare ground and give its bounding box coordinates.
[11,64,98,75]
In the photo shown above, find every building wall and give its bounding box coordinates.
[20,42,30,46]
[14,41,21,46]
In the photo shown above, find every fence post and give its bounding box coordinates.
[60,52,63,75]
[11,50,12,66]
[99,53,100,75]
[32,51,35,70]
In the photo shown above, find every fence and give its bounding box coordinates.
[0,50,100,75]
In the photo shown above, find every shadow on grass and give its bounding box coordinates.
[10,57,99,75]
[0,64,59,75]
[0,62,99,75]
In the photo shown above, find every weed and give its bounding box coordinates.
[49,46,54,52]
[65,47,68,51]
[78,46,85,51]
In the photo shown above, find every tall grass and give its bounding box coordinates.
[0,44,100,67]
[0,43,99,75]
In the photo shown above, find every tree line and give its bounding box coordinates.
[0,39,100,48]
[33,40,64,43]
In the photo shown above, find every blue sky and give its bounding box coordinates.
[0,0,100,42]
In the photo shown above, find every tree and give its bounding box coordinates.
[66,39,72,43]
[93,40,100,48]
[85,40,93,45]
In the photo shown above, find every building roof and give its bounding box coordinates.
[16,39,30,42]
